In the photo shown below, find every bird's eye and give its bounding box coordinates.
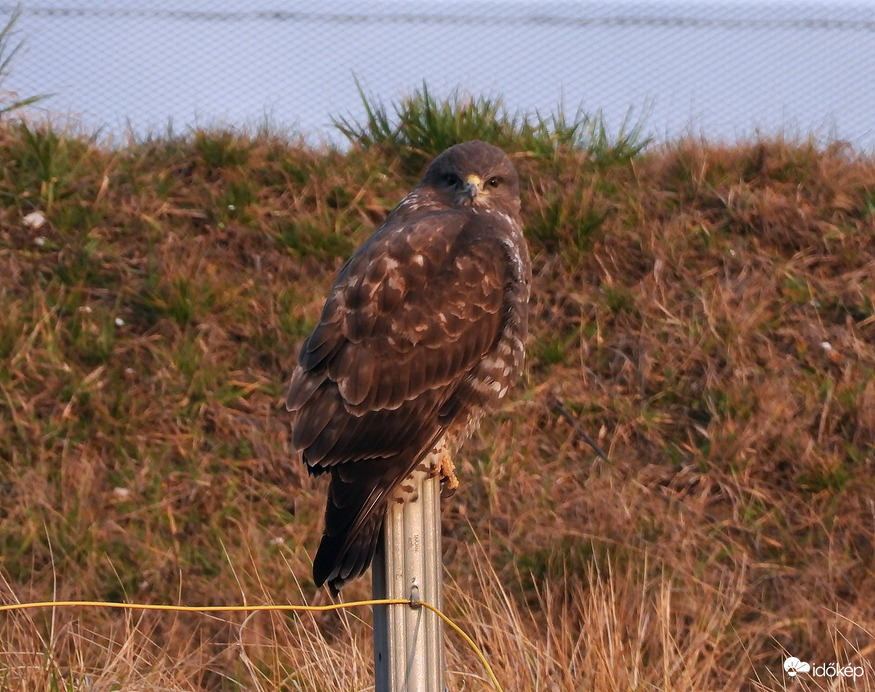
[487,177,500,188]
[442,173,459,186]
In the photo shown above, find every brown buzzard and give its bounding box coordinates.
[286,140,531,594]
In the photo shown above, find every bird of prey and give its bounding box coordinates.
[286,140,531,594]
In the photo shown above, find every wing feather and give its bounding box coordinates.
[288,210,509,470]
[287,195,523,593]
[290,382,342,452]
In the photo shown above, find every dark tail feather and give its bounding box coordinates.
[312,461,397,595]
[313,505,384,595]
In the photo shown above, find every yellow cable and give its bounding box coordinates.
[0,598,408,614]
[419,600,504,691]
[0,597,505,692]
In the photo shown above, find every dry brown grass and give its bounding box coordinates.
[0,120,873,691]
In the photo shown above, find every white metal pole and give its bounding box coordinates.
[373,453,445,692]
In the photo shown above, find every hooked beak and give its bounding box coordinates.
[460,174,481,205]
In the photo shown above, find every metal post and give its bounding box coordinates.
[373,453,445,692]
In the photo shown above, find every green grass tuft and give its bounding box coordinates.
[335,80,651,174]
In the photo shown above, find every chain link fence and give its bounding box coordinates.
[2,1,874,149]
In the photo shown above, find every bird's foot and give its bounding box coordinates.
[438,449,459,498]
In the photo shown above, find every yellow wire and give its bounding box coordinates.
[0,597,504,692]
[0,599,408,614]
[419,601,504,691]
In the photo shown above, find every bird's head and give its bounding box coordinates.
[419,140,520,216]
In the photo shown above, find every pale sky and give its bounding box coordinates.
[4,1,874,149]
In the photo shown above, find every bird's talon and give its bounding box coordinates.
[439,451,459,493]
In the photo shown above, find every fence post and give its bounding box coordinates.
[372,453,445,692]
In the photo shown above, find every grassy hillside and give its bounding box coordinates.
[1,93,874,691]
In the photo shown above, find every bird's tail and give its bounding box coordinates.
[313,459,400,595]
